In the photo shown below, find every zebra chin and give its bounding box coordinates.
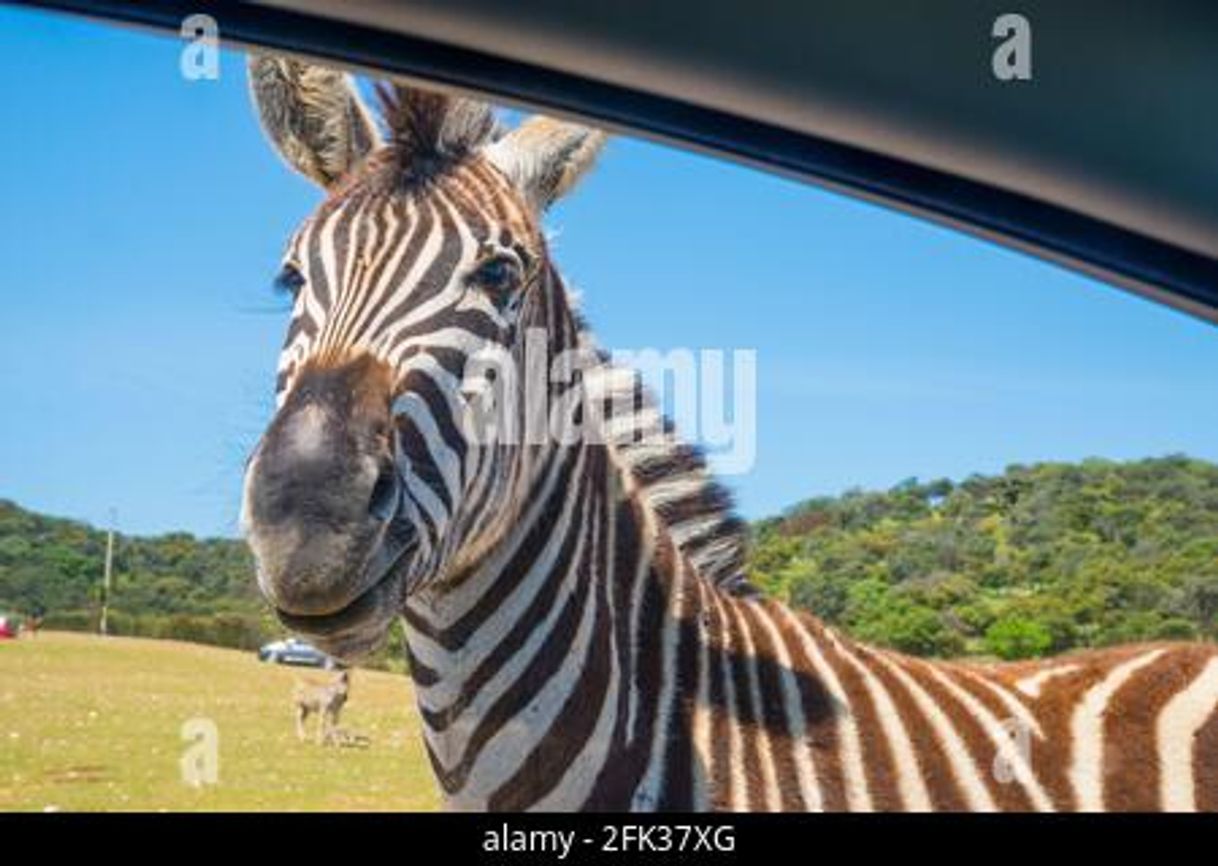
[269,555,408,662]
[252,510,420,662]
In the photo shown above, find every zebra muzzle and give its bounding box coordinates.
[243,354,409,623]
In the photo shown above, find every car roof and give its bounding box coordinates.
[32,0,1218,323]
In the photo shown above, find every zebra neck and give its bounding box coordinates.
[402,428,742,809]
[401,333,755,808]
[400,441,611,807]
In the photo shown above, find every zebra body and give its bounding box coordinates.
[404,437,1218,812]
[240,56,1218,812]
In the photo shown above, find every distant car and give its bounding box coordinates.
[257,637,336,668]
[0,615,18,639]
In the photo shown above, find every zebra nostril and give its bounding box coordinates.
[368,464,400,522]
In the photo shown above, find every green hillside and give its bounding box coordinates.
[0,499,410,668]
[749,455,1218,658]
[3,455,1217,661]
[0,500,266,648]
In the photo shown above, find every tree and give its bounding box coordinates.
[984,618,1053,660]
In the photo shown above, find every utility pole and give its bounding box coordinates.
[100,508,116,636]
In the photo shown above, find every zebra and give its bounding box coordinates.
[294,668,351,745]
[239,55,1218,812]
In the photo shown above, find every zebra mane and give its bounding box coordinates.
[573,320,754,595]
[374,84,498,179]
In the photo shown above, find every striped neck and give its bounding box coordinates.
[399,297,753,808]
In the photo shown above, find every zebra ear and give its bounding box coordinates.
[248,54,381,189]
[485,116,606,209]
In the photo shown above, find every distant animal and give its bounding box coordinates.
[241,54,1218,811]
[294,669,350,745]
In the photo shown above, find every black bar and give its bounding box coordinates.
[1,811,1216,859]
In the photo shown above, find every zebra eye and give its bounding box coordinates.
[469,255,521,302]
[274,263,306,298]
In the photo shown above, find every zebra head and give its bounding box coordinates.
[240,57,605,658]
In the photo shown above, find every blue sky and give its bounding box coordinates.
[2,6,1217,538]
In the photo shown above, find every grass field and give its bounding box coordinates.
[0,631,440,811]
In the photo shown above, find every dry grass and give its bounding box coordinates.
[0,631,440,812]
